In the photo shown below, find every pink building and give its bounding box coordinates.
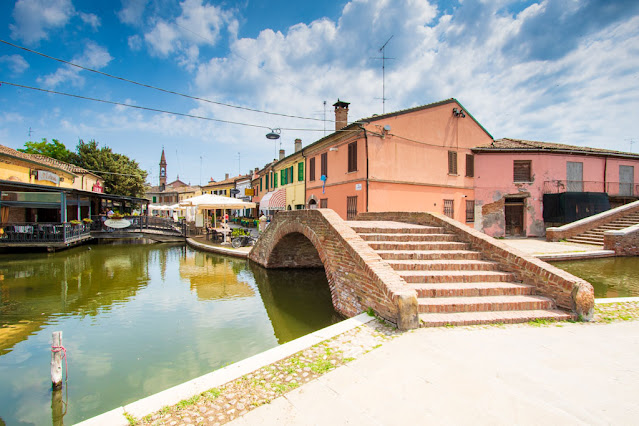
[303,99,493,223]
[473,138,639,237]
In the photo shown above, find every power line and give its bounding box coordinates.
[0,38,331,124]
[0,80,359,133]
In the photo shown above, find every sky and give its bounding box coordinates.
[1,0,638,187]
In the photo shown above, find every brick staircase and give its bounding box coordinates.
[346,220,572,327]
[565,211,639,245]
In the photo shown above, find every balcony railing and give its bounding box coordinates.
[90,215,186,235]
[543,180,639,197]
[0,222,91,244]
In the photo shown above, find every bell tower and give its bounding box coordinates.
[159,148,167,189]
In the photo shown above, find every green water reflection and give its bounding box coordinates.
[0,244,339,425]
[552,257,639,298]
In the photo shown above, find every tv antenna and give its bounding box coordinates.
[371,35,394,114]
[28,127,34,137]
[323,101,327,136]
[626,138,636,152]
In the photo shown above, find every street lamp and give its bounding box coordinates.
[266,128,281,159]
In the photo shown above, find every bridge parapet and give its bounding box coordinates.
[249,209,419,329]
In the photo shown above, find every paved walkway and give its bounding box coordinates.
[230,321,639,426]
[498,237,613,260]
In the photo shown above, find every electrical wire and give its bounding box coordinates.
[0,38,331,123]
[0,80,360,133]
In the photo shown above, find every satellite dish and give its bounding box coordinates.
[383,125,391,131]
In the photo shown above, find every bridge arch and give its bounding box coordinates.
[249,209,419,329]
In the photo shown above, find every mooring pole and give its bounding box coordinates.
[51,331,63,389]
[51,387,64,426]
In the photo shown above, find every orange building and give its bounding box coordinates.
[303,99,493,223]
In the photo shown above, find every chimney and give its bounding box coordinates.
[254,167,259,173]
[295,138,302,153]
[225,173,229,180]
[333,99,350,131]
[279,149,285,161]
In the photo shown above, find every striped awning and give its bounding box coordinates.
[259,188,286,211]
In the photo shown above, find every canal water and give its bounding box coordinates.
[0,243,340,425]
[552,257,639,298]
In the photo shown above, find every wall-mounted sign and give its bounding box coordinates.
[245,188,255,196]
[37,170,60,185]
[355,183,362,191]
[92,181,104,193]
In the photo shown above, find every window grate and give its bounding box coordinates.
[465,199,474,222]
[347,196,358,220]
[444,199,454,218]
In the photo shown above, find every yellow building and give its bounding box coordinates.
[273,139,306,210]
[201,173,236,196]
[0,144,103,191]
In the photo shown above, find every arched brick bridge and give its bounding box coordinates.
[249,210,595,329]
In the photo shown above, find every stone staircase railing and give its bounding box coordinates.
[546,200,639,242]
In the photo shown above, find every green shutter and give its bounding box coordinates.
[290,166,294,184]
[281,169,285,185]
[265,174,269,189]
[274,172,278,188]
[260,177,263,191]
[298,162,304,181]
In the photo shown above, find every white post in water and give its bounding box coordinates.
[51,331,63,389]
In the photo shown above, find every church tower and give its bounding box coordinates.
[159,148,167,189]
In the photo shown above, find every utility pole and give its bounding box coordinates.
[371,36,394,114]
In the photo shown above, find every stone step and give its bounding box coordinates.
[367,241,470,251]
[598,225,628,229]
[417,295,554,314]
[386,259,500,271]
[419,309,572,327]
[409,282,535,298]
[376,250,483,261]
[565,237,603,246]
[346,221,444,234]
[400,270,514,284]
[358,233,457,242]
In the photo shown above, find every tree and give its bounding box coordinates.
[74,140,147,197]
[18,138,75,163]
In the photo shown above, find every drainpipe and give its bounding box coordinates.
[358,125,370,213]
[603,157,608,193]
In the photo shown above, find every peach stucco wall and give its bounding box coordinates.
[304,100,493,223]
[474,152,639,237]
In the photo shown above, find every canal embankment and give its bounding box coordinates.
[83,300,639,426]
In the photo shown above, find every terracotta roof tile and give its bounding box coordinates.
[474,138,639,158]
[0,144,96,175]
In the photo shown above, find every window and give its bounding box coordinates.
[514,160,532,182]
[260,177,263,191]
[321,152,328,177]
[298,162,304,181]
[281,168,286,185]
[274,172,278,188]
[152,196,156,203]
[289,166,294,184]
[448,151,458,175]
[348,142,357,172]
[265,174,269,190]
[465,200,475,222]
[444,199,454,218]
[347,196,358,220]
[320,198,328,208]
[465,154,474,177]
[309,158,316,181]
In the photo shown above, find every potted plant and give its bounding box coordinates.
[82,218,93,224]
[69,220,82,226]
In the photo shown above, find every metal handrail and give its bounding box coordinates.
[0,222,91,243]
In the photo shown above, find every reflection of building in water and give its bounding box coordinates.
[249,262,341,344]
[0,245,151,354]
[179,252,254,300]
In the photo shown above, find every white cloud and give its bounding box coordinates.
[128,35,143,51]
[0,54,30,74]
[37,42,113,88]
[118,0,148,25]
[9,0,75,45]
[142,0,237,69]
[78,12,101,30]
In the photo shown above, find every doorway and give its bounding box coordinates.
[504,198,525,237]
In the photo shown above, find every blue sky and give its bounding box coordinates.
[1,0,638,187]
